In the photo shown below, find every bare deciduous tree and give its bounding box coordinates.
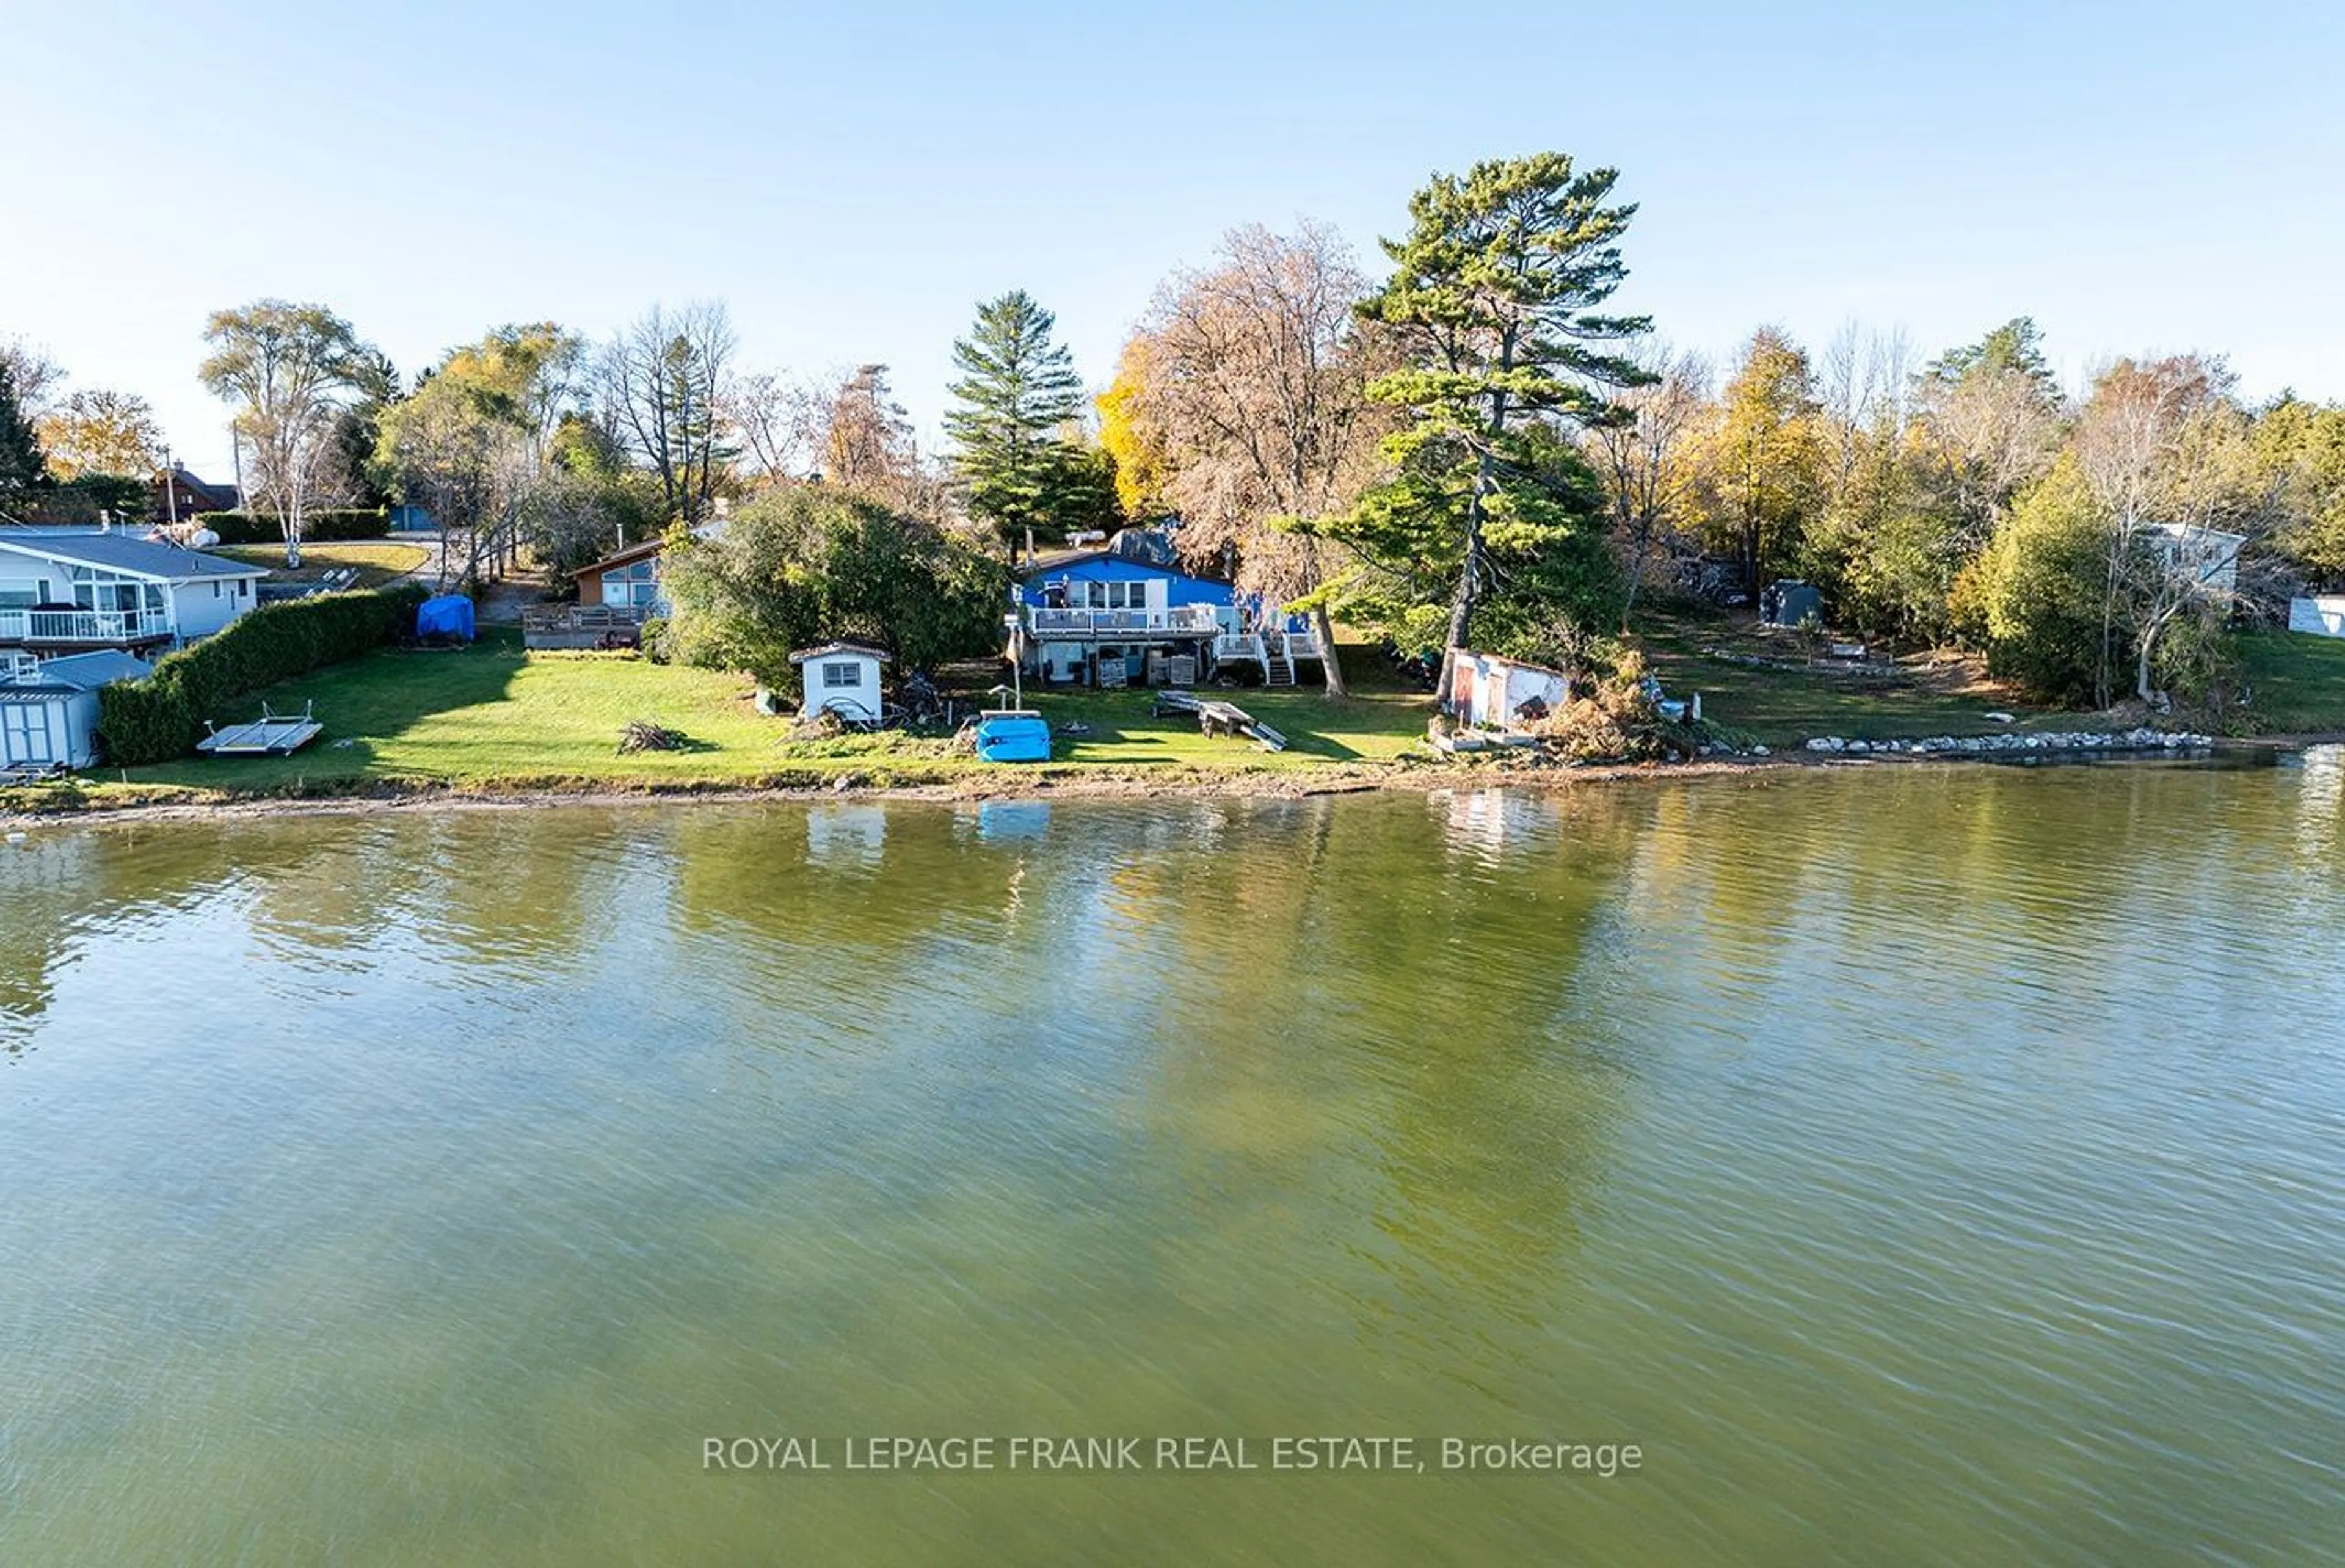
[1585,339,1708,626]
[1129,221,1393,695]
[595,301,736,524]
[0,337,66,428]
[2075,354,2267,705]
[725,370,826,485]
[1818,321,1914,495]
[1913,363,2063,553]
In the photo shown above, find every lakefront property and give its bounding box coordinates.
[7,41,2345,1561]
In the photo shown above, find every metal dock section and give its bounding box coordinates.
[196,703,324,757]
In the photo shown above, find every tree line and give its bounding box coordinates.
[1602,321,2345,705]
[9,149,2343,708]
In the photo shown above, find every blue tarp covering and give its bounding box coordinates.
[416,595,476,642]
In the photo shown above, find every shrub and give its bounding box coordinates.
[98,584,427,764]
[191,509,391,545]
[1954,460,2113,706]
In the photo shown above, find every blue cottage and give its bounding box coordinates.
[1013,532,1236,687]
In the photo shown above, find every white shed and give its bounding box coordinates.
[788,642,889,724]
[2289,597,2345,639]
[0,650,151,772]
[1449,650,1571,729]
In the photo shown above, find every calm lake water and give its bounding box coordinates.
[3,759,2342,1566]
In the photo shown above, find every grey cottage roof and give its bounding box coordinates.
[0,532,267,581]
[1,649,153,697]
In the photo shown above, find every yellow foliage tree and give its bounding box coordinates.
[37,388,165,480]
[1688,327,1827,590]
[1095,337,1169,520]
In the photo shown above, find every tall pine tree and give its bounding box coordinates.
[945,291,1088,550]
[1329,153,1651,697]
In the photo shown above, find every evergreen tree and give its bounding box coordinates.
[0,363,52,499]
[1924,316,2058,394]
[945,291,1086,547]
[1326,153,1651,693]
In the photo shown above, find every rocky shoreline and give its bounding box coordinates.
[1797,725,2220,758]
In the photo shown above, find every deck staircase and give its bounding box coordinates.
[1263,653,1296,688]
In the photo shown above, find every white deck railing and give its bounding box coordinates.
[1213,633,1266,662]
[0,606,175,643]
[1026,604,1221,636]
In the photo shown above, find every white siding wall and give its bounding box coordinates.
[1461,657,1568,727]
[801,655,883,721]
[172,578,256,639]
[1503,664,1568,720]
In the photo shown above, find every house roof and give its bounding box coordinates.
[1,649,151,695]
[155,466,241,507]
[35,650,152,689]
[1021,553,1228,586]
[578,519,725,578]
[1024,527,1194,578]
[0,532,267,582]
[580,537,671,575]
[788,642,889,664]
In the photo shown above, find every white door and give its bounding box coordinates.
[2,703,56,765]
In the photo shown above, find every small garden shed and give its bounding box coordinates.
[1448,650,1571,730]
[0,650,151,772]
[789,642,888,724]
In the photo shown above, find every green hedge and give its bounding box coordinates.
[192,508,391,545]
[98,584,428,765]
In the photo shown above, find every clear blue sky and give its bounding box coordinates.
[6,0,2340,477]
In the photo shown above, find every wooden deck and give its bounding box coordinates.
[524,605,650,650]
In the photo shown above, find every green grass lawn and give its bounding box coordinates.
[2230,628,2345,733]
[64,631,1433,802]
[1015,684,1430,769]
[214,541,432,590]
[1634,604,2056,746]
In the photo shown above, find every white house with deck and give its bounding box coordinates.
[0,531,267,656]
[1009,531,1323,688]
